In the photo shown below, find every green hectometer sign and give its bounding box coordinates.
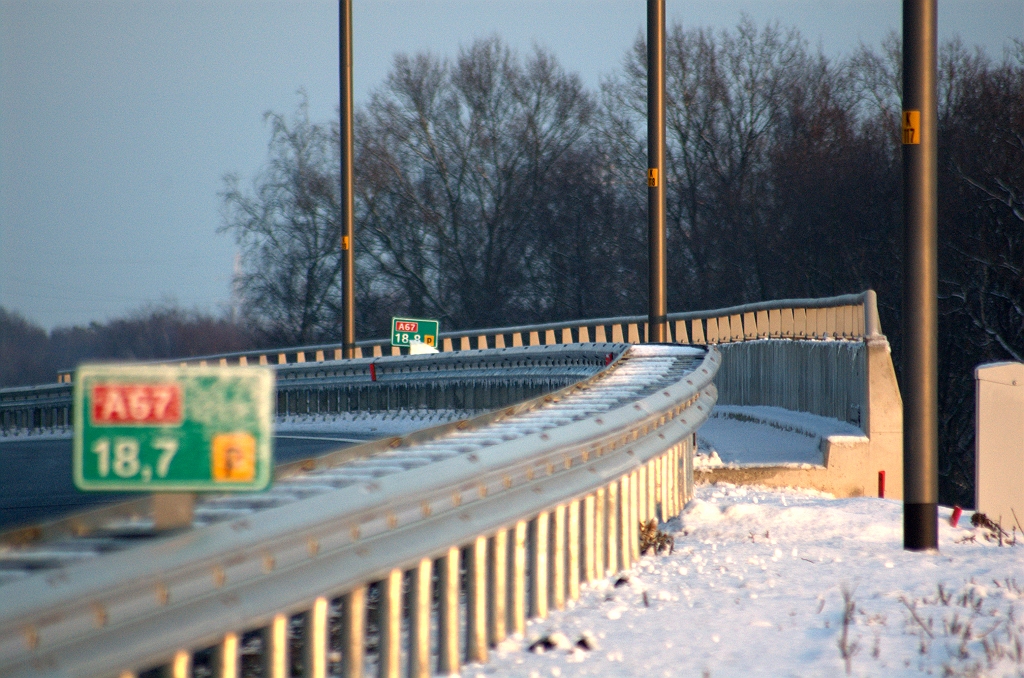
[73,364,274,492]
[391,317,439,348]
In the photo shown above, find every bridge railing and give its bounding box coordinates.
[53,291,880,382]
[2,345,624,437]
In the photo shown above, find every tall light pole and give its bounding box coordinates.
[647,0,667,343]
[340,0,356,359]
[902,0,939,550]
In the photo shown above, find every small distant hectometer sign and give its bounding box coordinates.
[73,364,274,492]
[391,317,439,348]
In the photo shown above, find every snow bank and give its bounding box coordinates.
[468,484,1024,678]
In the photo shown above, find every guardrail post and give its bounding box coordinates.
[583,494,596,583]
[669,446,678,516]
[530,513,549,619]
[341,586,365,678]
[260,613,288,678]
[304,596,328,678]
[438,546,461,674]
[630,470,640,562]
[213,632,239,678]
[647,459,656,522]
[379,570,402,678]
[637,465,648,525]
[467,536,488,663]
[594,488,605,578]
[619,477,631,569]
[552,505,566,611]
[488,530,508,646]
[511,520,527,635]
[409,559,431,678]
[163,649,191,678]
[606,482,619,574]
[659,453,669,522]
[567,500,581,600]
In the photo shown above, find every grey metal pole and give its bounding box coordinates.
[647,0,667,343]
[340,0,356,359]
[902,0,939,550]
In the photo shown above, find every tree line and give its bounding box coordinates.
[0,305,255,388]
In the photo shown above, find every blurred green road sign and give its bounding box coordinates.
[391,317,439,348]
[73,364,274,492]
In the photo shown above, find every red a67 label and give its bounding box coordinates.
[91,383,183,425]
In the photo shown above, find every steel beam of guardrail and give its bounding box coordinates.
[0,345,719,678]
[2,345,619,437]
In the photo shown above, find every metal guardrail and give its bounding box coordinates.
[51,291,879,382]
[0,344,719,678]
[2,345,621,437]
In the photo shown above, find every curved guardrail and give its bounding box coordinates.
[1,345,620,438]
[0,344,719,678]
[50,290,879,381]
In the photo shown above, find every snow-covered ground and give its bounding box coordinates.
[469,484,1024,678]
[697,406,866,467]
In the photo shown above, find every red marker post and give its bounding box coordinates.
[878,470,886,499]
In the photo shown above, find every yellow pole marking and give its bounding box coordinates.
[902,110,921,144]
[647,168,659,187]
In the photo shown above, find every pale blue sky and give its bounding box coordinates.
[2,0,1021,330]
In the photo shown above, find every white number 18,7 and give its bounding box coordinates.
[91,437,179,480]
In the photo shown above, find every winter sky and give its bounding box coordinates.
[2,0,1022,330]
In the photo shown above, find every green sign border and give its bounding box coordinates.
[73,364,274,492]
[391,316,440,348]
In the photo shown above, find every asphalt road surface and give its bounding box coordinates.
[0,434,374,532]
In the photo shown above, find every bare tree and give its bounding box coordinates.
[942,42,1024,362]
[355,38,595,329]
[598,17,822,309]
[220,96,343,345]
